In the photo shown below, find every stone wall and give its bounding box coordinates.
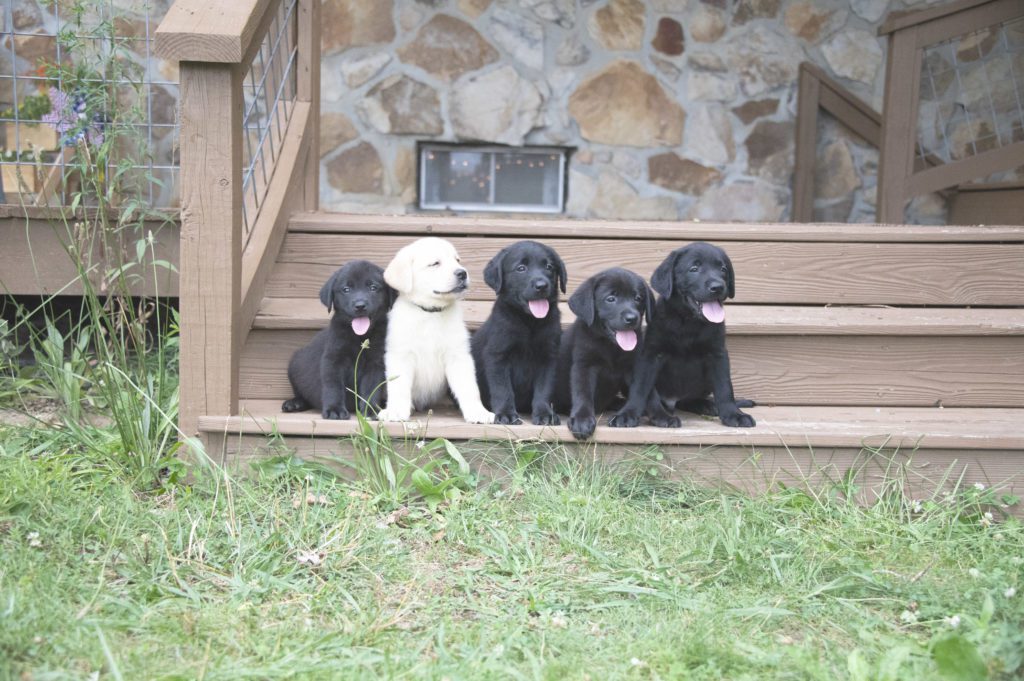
[318,0,983,223]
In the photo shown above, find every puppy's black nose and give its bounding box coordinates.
[455,269,467,281]
[533,279,549,293]
[623,311,639,326]
[353,300,367,312]
[708,282,724,295]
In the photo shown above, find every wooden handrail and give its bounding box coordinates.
[155,0,321,443]
[155,0,277,63]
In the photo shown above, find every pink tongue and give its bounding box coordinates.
[615,330,638,352]
[351,317,371,336]
[701,301,725,324]
[528,299,550,318]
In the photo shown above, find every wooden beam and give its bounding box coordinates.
[878,0,993,35]
[177,62,244,441]
[155,0,277,63]
[914,0,1023,47]
[907,141,1024,199]
[238,102,314,348]
[877,27,922,224]
[792,65,821,222]
[297,0,321,212]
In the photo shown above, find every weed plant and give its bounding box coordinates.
[0,0,183,487]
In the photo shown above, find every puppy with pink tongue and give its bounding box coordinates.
[554,268,655,441]
[472,240,567,426]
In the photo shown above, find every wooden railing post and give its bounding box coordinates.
[792,65,820,223]
[877,27,921,224]
[175,61,244,441]
[297,0,320,211]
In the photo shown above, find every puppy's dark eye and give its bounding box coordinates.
[369,284,379,292]
[516,264,527,273]
[605,295,616,303]
[721,265,728,273]
[689,265,699,273]
[635,294,643,302]
[428,261,441,268]
[342,287,351,293]
[545,263,553,270]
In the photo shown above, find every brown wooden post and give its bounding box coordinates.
[176,62,244,442]
[792,65,820,223]
[297,0,321,212]
[877,27,922,224]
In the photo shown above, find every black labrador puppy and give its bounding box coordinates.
[612,242,754,428]
[472,240,566,425]
[282,260,394,419]
[554,268,654,440]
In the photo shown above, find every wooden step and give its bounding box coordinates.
[254,297,1024,336]
[200,401,1024,504]
[269,232,1024,306]
[289,212,1024,242]
[206,400,1024,452]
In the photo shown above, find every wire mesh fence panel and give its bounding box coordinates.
[0,0,179,209]
[240,0,298,244]
[916,16,1024,179]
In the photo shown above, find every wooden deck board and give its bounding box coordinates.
[289,212,1024,243]
[269,234,1024,306]
[254,297,1024,336]
[240,329,1024,407]
[202,400,1024,451]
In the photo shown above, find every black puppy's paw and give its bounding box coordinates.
[608,410,640,428]
[322,406,350,420]
[568,416,596,441]
[282,398,309,413]
[494,411,523,425]
[721,411,755,428]
[650,414,682,428]
[531,408,560,426]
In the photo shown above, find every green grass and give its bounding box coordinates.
[1,425,1021,680]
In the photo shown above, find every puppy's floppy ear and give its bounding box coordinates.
[319,268,343,313]
[549,246,568,294]
[643,282,656,325]
[722,249,736,299]
[383,247,414,294]
[568,276,596,326]
[483,247,506,293]
[651,247,683,299]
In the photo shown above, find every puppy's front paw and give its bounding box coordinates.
[377,408,410,422]
[531,408,560,426]
[650,414,682,428]
[281,398,308,413]
[494,411,523,425]
[608,410,640,428]
[322,406,350,420]
[721,410,755,428]
[463,407,495,424]
[568,416,596,440]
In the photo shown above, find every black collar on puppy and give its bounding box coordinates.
[414,302,448,313]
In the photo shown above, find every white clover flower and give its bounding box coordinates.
[899,610,918,624]
[944,615,961,628]
[974,482,986,491]
[415,440,426,449]
[911,500,923,513]
[1005,587,1016,598]
[980,512,994,527]
[630,658,646,668]
[968,567,981,578]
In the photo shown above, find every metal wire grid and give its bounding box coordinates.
[240,0,299,242]
[0,0,179,208]
[917,16,1024,166]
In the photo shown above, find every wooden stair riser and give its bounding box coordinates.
[270,233,1024,306]
[240,328,1024,408]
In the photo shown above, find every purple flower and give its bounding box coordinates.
[41,86,104,147]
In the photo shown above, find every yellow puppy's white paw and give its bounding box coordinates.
[376,408,410,422]
[463,407,495,424]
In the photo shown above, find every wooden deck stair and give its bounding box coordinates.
[198,212,1024,495]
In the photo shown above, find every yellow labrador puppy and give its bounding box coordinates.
[377,237,495,424]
